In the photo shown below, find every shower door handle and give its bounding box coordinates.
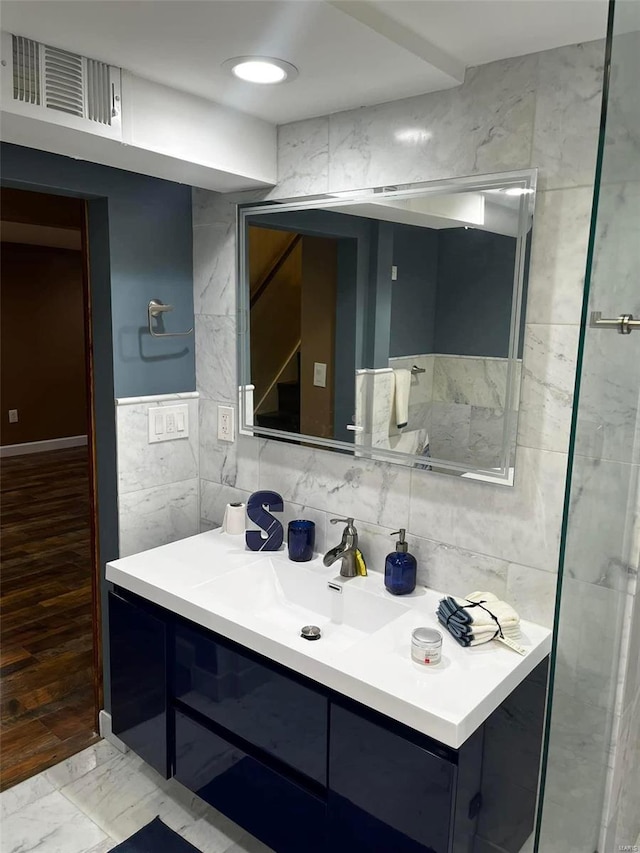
[590,312,640,335]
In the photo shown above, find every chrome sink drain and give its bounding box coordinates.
[301,625,322,641]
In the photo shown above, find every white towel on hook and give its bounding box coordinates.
[393,369,411,429]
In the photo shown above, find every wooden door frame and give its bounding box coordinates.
[80,201,104,727]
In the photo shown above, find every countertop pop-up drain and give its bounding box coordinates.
[301,625,322,641]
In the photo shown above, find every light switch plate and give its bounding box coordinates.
[313,362,327,388]
[148,404,189,443]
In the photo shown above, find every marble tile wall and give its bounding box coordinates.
[195,41,605,634]
[115,394,200,558]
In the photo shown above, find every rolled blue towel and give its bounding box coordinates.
[437,594,521,647]
[438,596,474,628]
[437,612,472,646]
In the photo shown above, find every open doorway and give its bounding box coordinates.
[0,187,101,789]
[249,225,338,439]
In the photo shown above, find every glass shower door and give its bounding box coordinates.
[536,1,640,851]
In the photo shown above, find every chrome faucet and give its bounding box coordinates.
[323,518,359,578]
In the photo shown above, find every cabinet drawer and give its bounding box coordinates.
[175,710,326,853]
[174,623,327,785]
[329,703,455,853]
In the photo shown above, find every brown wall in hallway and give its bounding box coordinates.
[1,243,88,446]
[300,236,337,438]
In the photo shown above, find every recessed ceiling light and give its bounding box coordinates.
[223,56,298,85]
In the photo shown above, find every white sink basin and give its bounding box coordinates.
[196,557,410,650]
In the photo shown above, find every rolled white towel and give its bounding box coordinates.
[393,369,411,429]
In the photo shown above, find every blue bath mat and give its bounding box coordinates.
[112,817,202,852]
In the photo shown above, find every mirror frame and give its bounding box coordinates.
[237,168,537,484]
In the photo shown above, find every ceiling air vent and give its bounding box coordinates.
[12,35,40,105]
[4,32,122,140]
[43,45,84,118]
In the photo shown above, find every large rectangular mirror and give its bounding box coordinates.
[238,171,536,483]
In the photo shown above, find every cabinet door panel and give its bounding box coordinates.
[175,623,327,785]
[109,591,168,777]
[329,704,455,853]
[175,710,326,853]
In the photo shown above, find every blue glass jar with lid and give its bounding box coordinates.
[384,529,417,595]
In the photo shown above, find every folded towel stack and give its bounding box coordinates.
[436,591,521,648]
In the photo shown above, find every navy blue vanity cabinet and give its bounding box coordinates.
[174,710,327,853]
[108,590,169,777]
[174,622,327,785]
[328,702,461,853]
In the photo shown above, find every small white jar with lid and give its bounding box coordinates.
[411,627,443,666]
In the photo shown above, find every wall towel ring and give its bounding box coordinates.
[148,299,194,338]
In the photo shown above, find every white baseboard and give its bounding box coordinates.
[98,710,129,754]
[0,435,88,457]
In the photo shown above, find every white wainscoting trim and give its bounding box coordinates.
[0,435,88,457]
[115,391,199,406]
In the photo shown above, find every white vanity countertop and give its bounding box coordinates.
[106,530,551,749]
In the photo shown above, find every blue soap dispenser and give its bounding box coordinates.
[384,529,417,595]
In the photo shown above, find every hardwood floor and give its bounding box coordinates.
[0,447,99,790]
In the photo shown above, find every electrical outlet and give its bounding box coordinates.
[8,409,18,423]
[217,405,235,442]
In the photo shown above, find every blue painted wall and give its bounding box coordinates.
[435,229,517,359]
[1,143,195,397]
[389,224,439,358]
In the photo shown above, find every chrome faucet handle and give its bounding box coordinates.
[328,518,358,549]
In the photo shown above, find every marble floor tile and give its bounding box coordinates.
[1,742,270,853]
[43,739,123,790]
[60,752,201,842]
[1,790,107,853]
[84,841,117,853]
[0,772,56,820]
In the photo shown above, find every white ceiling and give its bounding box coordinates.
[0,0,607,125]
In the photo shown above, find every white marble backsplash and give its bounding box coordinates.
[116,394,200,557]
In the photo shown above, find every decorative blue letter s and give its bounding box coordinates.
[245,490,284,552]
